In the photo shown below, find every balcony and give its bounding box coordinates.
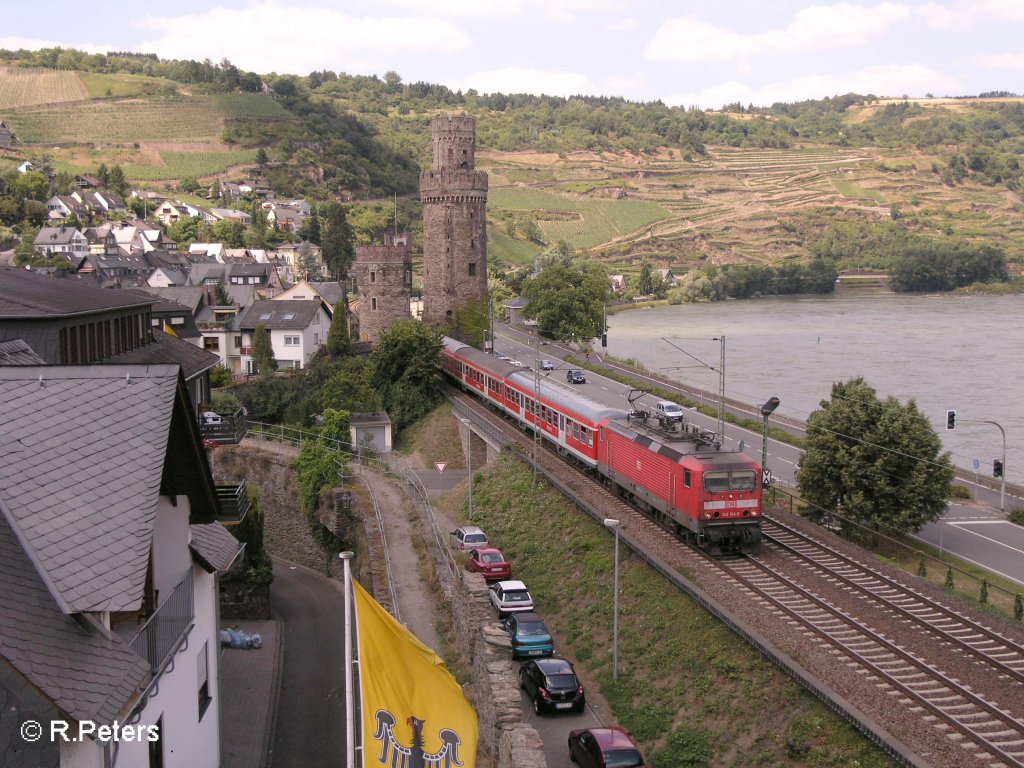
[216,479,252,524]
[128,570,194,675]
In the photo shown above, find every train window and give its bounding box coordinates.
[703,470,758,492]
[580,427,588,445]
[684,469,691,488]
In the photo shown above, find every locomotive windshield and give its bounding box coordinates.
[703,470,758,493]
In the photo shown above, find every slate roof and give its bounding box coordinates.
[140,286,205,313]
[0,365,181,612]
[0,503,150,725]
[34,227,83,246]
[238,300,321,330]
[105,329,220,380]
[189,523,243,574]
[310,281,346,308]
[0,339,46,365]
[0,267,154,318]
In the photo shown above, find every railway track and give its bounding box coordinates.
[451,390,1024,767]
[762,517,1024,686]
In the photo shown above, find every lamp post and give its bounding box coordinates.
[760,396,780,484]
[459,418,474,521]
[604,518,621,680]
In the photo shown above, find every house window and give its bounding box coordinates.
[198,642,212,720]
[171,316,184,326]
[203,337,220,350]
[284,335,300,346]
[234,336,243,347]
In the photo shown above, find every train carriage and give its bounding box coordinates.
[442,337,762,555]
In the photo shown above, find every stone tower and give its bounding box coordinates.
[353,231,412,344]
[420,116,488,328]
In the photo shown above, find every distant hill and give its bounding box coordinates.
[1,49,1021,278]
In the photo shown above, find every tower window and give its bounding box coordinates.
[468,263,476,276]
[371,298,378,311]
[470,239,475,249]
[370,271,376,283]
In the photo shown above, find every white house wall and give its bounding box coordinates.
[152,496,191,598]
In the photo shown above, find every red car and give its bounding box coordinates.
[467,547,511,581]
[568,727,648,768]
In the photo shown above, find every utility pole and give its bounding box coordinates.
[533,339,541,485]
[712,335,725,439]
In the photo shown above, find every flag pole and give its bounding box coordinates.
[340,551,355,768]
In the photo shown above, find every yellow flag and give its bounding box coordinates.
[163,322,178,337]
[355,579,478,768]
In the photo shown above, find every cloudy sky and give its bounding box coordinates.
[3,0,1023,109]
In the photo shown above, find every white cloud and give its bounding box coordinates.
[917,0,1024,29]
[457,66,596,97]
[389,0,523,18]
[974,53,1024,70]
[604,17,641,33]
[667,64,961,109]
[134,4,471,74]
[602,70,648,98]
[646,3,911,63]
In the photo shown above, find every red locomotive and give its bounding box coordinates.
[443,338,763,555]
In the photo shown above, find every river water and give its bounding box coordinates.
[605,292,1024,483]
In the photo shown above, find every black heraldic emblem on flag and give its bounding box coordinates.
[372,710,466,768]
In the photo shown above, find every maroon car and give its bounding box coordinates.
[568,727,648,768]
[467,547,512,581]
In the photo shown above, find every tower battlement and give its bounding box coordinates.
[419,170,488,201]
[431,115,477,171]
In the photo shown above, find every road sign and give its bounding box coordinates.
[762,469,773,486]
[973,459,981,470]
[435,462,447,473]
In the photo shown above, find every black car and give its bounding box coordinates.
[519,658,585,714]
[566,369,586,384]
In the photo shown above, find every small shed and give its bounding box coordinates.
[350,412,393,454]
[504,296,527,324]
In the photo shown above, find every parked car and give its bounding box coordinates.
[451,525,488,552]
[496,353,511,361]
[467,547,512,581]
[489,579,534,616]
[519,658,585,714]
[502,611,554,659]
[568,727,648,768]
[655,401,685,423]
[566,370,586,384]
[540,359,555,371]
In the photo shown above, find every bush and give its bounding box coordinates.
[1009,508,1024,526]
[210,366,233,388]
[948,484,972,500]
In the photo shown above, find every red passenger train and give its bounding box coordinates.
[442,338,763,555]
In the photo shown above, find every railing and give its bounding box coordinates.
[129,569,194,674]
[216,480,251,523]
[244,422,389,471]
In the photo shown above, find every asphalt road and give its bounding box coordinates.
[269,557,347,768]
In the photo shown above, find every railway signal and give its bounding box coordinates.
[946,410,956,430]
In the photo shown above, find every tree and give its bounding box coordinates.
[324,304,350,357]
[321,202,354,280]
[797,377,953,536]
[251,324,277,376]
[296,240,320,281]
[369,320,443,430]
[637,262,656,296]
[298,210,321,245]
[108,165,128,197]
[255,147,269,167]
[320,408,351,447]
[15,171,50,202]
[521,256,608,343]
[214,219,245,248]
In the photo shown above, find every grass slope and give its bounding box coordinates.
[438,452,894,768]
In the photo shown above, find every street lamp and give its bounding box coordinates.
[980,420,1007,513]
[760,396,780,484]
[604,518,621,680]
[459,418,474,521]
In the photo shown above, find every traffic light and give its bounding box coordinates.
[946,410,956,430]
[601,333,608,348]
[994,459,1003,478]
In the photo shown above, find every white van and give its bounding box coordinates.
[656,401,685,423]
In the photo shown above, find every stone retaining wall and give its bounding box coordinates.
[448,569,547,768]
